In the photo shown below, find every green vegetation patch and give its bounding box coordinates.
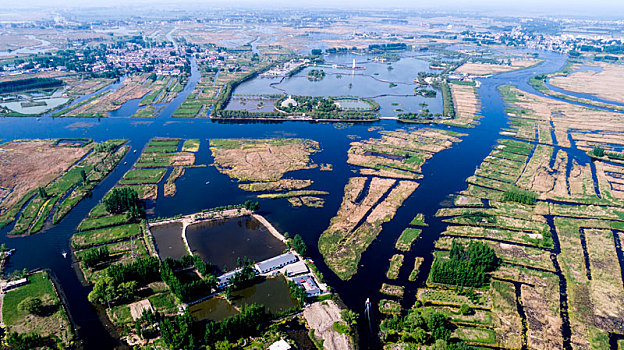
[148,138,182,147]
[9,139,128,234]
[380,283,405,298]
[418,288,492,309]
[108,304,132,325]
[410,213,427,226]
[2,271,73,346]
[3,272,57,325]
[454,326,497,345]
[119,168,167,185]
[489,149,529,163]
[77,214,129,232]
[0,77,63,94]
[71,223,142,249]
[395,228,422,251]
[426,306,494,327]
[430,240,497,288]
[386,254,404,279]
[409,257,424,281]
[467,175,513,192]
[149,292,179,315]
[143,144,179,154]
[182,139,200,152]
[502,188,538,205]
[378,299,401,315]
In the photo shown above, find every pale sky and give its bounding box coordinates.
[5,0,624,17]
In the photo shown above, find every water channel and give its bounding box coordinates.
[0,49,598,349]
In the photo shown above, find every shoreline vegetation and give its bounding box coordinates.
[319,128,464,280]
[529,59,624,112]
[399,77,481,128]
[4,23,624,350]
[76,197,354,349]
[210,138,329,207]
[0,138,129,235]
[1,270,75,348]
[380,81,624,349]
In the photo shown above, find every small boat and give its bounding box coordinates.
[61,251,67,259]
[365,298,371,309]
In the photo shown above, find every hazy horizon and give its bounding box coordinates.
[3,0,624,18]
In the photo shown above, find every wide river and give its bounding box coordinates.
[0,50,572,349]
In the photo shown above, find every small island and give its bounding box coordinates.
[307,69,326,81]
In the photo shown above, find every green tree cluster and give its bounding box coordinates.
[430,240,498,287]
[226,262,256,292]
[160,312,195,350]
[87,276,137,307]
[307,69,326,81]
[503,188,538,205]
[5,332,54,350]
[592,146,605,157]
[380,306,454,345]
[107,256,160,285]
[204,304,269,344]
[243,200,260,211]
[290,234,307,256]
[0,77,63,94]
[37,187,48,199]
[287,280,307,307]
[17,297,44,315]
[103,187,143,217]
[82,246,110,268]
[160,258,217,303]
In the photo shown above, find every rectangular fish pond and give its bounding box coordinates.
[188,275,298,322]
[185,215,287,274]
[149,222,188,260]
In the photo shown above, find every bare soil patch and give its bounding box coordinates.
[303,301,353,350]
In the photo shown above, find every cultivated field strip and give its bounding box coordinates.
[406,85,624,349]
[319,128,464,280]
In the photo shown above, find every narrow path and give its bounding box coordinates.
[0,291,4,323]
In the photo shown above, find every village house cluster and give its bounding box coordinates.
[99,42,186,75]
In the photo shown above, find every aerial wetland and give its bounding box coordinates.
[1,21,624,350]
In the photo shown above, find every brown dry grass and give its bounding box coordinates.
[366,181,418,223]
[328,177,394,234]
[238,179,312,192]
[0,71,72,84]
[506,87,624,152]
[347,128,462,178]
[550,62,624,104]
[516,144,552,193]
[0,140,89,212]
[68,75,151,116]
[522,279,564,349]
[548,150,570,198]
[320,178,418,279]
[594,162,624,200]
[210,139,319,182]
[585,229,624,330]
[489,281,523,349]
[455,59,539,75]
[450,83,481,126]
